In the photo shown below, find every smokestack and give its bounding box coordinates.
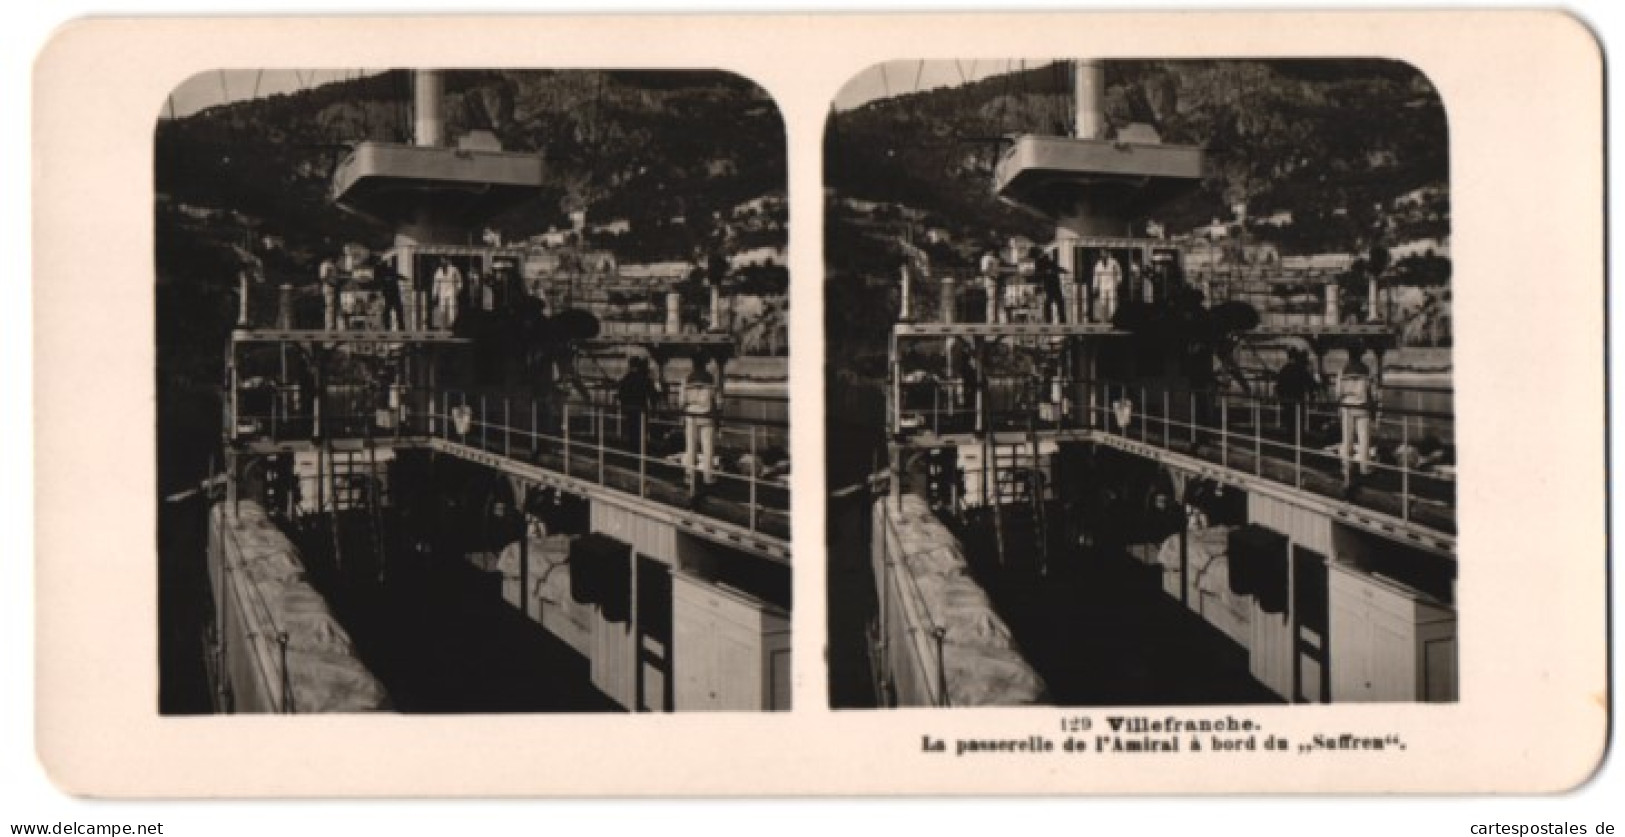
[414,70,444,148]
[1074,60,1105,140]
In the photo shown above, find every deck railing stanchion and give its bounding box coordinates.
[1163,389,1170,449]
[1189,390,1197,445]
[480,395,487,451]
[530,398,538,457]
[749,424,759,534]
[932,626,949,707]
[638,412,647,498]
[1220,395,1229,468]
[504,398,511,457]
[1294,401,1303,489]
[1401,409,1411,522]
[563,403,572,475]
[597,406,605,485]
[1140,385,1147,443]
[1253,399,1262,475]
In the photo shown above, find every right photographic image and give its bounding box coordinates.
[825,59,1454,709]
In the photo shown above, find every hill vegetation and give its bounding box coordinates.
[824,60,1451,487]
[825,59,1448,262]
[155,69,787,491]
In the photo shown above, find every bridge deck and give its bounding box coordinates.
[894,386,1455,557]
[432,437,790,564]
[230,411,790,564]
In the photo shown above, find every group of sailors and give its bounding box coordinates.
[971,245,1173,326]
[318,247,525,332]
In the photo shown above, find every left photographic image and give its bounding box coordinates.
[157,69,790,714]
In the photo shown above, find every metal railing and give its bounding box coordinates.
[229,383,436,444]
[564,381,790,430]
[891,373,1455,534]
[891,265,1432,333]
[1079,379,1455,533]
[430,390,790,541]
[893,374,1087,438]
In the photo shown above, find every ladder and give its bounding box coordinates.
[986,438,1049,575]
[322,441,346,573]
[365,442,387,583]
[1026,412,1049,576]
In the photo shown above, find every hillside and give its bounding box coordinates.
[159,69,785,256]
[155,69,787,492]
[823,60,1451,489]
[825,59,1448,262]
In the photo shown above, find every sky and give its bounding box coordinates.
[833,59,1027,111]
[164,69,386,118]
[173,62,1019,117]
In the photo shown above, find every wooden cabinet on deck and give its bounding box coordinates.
[1328,562,1457,702]
[672,573,790,711]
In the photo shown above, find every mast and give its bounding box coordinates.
[413,69,445,148]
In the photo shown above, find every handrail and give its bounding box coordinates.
[431,390,790,541]
[1079,378,1454,531]
[892,373,1455,534]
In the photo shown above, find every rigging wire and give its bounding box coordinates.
[590,71,606,145]
[997,59,1013,135]
[399,69,410,142]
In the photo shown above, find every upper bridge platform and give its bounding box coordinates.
[232,328,471,345]
[992,134,1205,219]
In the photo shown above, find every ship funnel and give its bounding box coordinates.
[414,70,444,147]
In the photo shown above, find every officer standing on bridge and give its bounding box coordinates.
[680,354,721,498]
[1336,354,1379,494]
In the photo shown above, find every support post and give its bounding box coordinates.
[749,424,759,534]
[1163,388,1170,449]
[1401,410,1411,522]
[518,485,530,619]
[1140,385,1147,443]
[1179,504,1189,608]
[1253,399,1262,475]
[630,551,641,711]
[1189,390,1197,445]
[277,284,294,330]
[1294,399,1303,489]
